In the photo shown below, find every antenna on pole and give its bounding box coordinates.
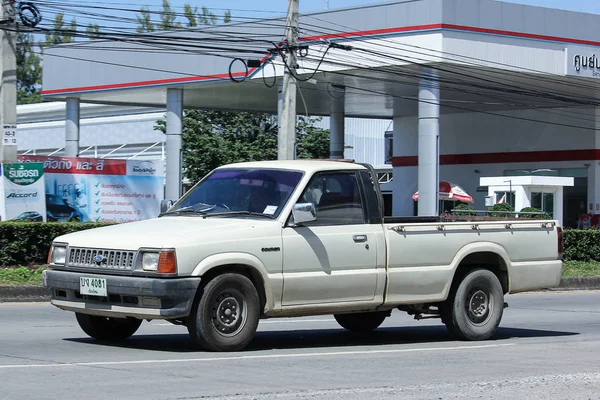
[325,0,329,9]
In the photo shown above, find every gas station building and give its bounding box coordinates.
[38,0,600,227]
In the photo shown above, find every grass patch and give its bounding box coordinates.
[562,261,600,278]
[0,266,45,286]
[0,261,599,286]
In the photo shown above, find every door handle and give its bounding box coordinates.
[353,234,368,243]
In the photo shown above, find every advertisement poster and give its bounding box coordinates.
[19,156,164,223]
[0,163,47,222]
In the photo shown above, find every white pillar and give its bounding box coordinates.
[587,163,600,215]
[392,116,418,215]
[165,88,183,201]
[329,96,345,159]
[418,68,440,216]
[65,98,80,157]
[555,188,565,226]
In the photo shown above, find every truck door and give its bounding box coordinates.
[281,171,381,306]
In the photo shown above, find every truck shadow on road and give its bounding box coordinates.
[63,325,578,353]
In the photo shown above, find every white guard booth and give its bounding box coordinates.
[480,176,575,226]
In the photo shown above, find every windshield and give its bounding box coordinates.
[169,168,304,218]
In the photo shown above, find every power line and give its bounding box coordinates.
[13,1,600,130]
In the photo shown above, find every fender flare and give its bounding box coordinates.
[191,252,276,311]
[444,242,512,296]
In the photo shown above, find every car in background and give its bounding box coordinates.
[13,211,44,222]
[46,194,78,222]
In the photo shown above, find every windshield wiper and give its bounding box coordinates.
[160,206,208,217]
[204,211,275,219]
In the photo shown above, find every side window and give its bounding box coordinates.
[299,172,365,226]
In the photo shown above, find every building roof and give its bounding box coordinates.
[40,0,600,118]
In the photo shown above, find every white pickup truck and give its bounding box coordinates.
[43,160,564,351]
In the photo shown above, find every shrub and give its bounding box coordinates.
[488,203,515,218]
[0,222,115,267]
[517,207,552,219]
[562,229,600,262]
[452,204,478,216]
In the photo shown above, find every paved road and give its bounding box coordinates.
[1,291,600,399]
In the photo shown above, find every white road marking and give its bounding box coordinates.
[0,343,514,370]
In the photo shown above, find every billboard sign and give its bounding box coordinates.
[0,162,47,222]
[18,156,164,223]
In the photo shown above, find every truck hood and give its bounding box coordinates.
[55,216,280,250]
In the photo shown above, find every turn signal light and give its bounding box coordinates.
[158,250,177,274]
[557,226,564,259]
[47,245,53,265]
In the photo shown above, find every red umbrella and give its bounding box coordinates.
[412,181,473,203]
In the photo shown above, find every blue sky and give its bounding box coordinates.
[44,0,600,33]
[67,0,600,19]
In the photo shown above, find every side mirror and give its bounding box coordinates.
[292,202,317,225]
[160,199,174,213]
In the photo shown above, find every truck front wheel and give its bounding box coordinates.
[187,273,260,352]
[75,313,142,341]
[334,311,388,333]
[440,269,504,341]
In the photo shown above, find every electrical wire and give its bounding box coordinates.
[12,1,600,129]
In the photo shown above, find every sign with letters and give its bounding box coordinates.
[565,46,600,78]
[18,155,164,223]
[0,163,47,222]
[2,124,17,145]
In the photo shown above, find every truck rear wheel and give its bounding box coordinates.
[334,311,388,333]
[187,273,260,352]
[441,269,504,341]
[75,313,142,341]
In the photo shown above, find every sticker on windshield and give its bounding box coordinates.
[263,205,278,215]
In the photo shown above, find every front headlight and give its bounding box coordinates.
[51,246,67,265]
[142,252,160,271]
[141,250,177,274]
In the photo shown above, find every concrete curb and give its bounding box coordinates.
[0,286,51,303]
[1,277,600,302]
[552,277,600,291]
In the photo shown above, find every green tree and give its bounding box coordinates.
[16,32,43,104]
[183,4,199,27]
[223,10,232,24]
[137,1,230,32]
[155,111,330,183]
[136,7,155,33]
[159,0,181,30]
[86,23,101,39]
[42,13,77,46]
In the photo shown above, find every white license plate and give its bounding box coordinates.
[79,277,107,297]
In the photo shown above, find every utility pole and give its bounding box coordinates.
[278,0,299,160]
[0,0,17,163]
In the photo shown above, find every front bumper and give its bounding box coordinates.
[43,269,201,319]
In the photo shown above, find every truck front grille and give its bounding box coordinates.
[68,248,136,271]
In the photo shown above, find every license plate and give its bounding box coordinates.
[79,277,107,297]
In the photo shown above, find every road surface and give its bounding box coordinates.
[1,291,599,399]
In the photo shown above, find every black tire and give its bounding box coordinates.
[441,269,504,341]
[75,313,142,341]
[187,273,260,352]
[334,311,388,333]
